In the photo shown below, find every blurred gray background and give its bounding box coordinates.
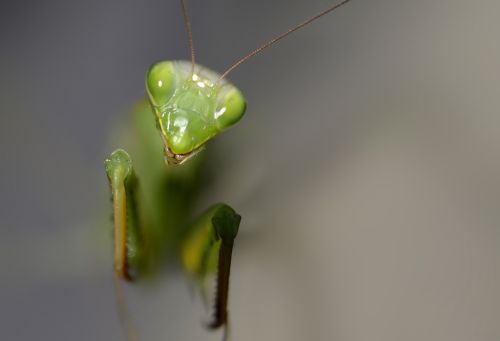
[1,0,499,340]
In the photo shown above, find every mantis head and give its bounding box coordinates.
[146,60,246,165]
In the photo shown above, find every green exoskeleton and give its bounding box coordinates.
[104,0,352,339]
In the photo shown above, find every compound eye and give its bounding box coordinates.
[146,61,176,107]
[215,87,246,131]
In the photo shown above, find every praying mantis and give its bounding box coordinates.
[104,0,352,339]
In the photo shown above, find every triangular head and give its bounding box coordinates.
[146,60,247,164]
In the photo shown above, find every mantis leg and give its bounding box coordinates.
[105,149,144,341]
[181,204,241,329]
[105,149,142,281]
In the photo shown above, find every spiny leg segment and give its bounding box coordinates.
[181,204,241,333]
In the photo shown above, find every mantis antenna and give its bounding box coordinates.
[218,0,353,82]
[180,0,196,73]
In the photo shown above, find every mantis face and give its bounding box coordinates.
[146,60,247,164]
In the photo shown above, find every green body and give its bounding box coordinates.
[105,60,245,329]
